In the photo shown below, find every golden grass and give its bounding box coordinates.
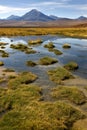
[51,86,86,105]
[0,28,87,38]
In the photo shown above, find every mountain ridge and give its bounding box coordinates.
[4,9,87,22]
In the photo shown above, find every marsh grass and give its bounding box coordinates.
[48,67,74,84]
[0,99,85,130]
[51,86,86,105]
[39,56,58,65]
[0,50,9,58]
[64,62,79,71]
[3,68,15,72]
[28,39,43,45]
[26,60,37,67]
[63,43,71,49]
[44,42,55,48]
[48,48,63,55]
[10,43,37,54]
[0,72,85,130]
[0,28,87,39]
[0,61,4,66]
[8,72,38,89]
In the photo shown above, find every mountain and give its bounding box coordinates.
[20,9,54,21]
[7,15,20,20]
[77,16,87,20]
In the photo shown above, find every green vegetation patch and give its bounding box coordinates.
[26,60,37,67]
[0,84,42,113]
[8,72,38,89]
[44,42,55,48]
[0,77,6,83]
[48,67,74,84]
[0,61,4,66]
[63,43,71,49]
[28,39,43,45]
[49,48,63,55]
[51,86,86,105]
[0,50,9,57]
[0,99,85,130]
[64,62,79,71]
[39,56,58,65]
[0,42,8,46]
[10,43,37,54]
[10,43,28,51]
[3,68,15,72]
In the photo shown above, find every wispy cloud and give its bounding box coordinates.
[0,0,87,18]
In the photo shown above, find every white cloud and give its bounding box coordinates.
[0,1,87,18]
[0,5,36,18]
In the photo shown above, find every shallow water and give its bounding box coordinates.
[0,35,87,86]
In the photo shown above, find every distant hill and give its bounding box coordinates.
[77,16,87,20]
[7,15,20,20]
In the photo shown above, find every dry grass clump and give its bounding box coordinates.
[0,50,9,57]
[10,43,37,54]
[0,42,8,46]
[3,68,15,72]
[0,99,85,130]
[39,56,58,65]
[28,39,43,45]
[63,43,71,49]
[0,61,4,66]
[26,60,37,67]
[51,86,86,105]
[44,42,55,48]
[8,72,38,89]
[47,67,74,84]
[49,48,63,55]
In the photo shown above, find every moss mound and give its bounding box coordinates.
[39,56,58,65]
[44,42,55,48]
[28,39,43,45]
[3,68,15,72]
[63,43,71,49]
[0,50,9,57]
[10,43,36,54]
[26,60,37,67]
[8,72,38,89]
[0,61,4,66]
[48,67,74,84]
[49,48,63,55]
[64,62,79,70]
[51,86,86,105]
[0,98,84,130]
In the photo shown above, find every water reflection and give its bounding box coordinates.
[0,35,87,86]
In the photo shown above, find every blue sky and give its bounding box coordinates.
[0,0,87,18]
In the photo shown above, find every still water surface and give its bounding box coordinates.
[0,35,87,86]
